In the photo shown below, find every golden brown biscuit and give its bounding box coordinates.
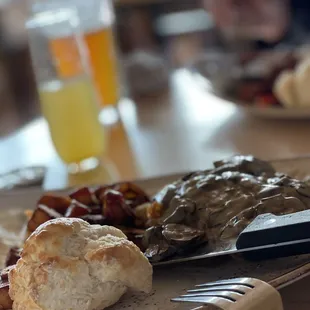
[9,218,152,310]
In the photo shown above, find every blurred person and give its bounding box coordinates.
[0,0,28,48]
[204,0,310,49]
[0,0,37,116]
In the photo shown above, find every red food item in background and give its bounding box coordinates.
[255,93,280,108]
[236,80,269,103]
[103,190,135,225]
[64,200,91,217]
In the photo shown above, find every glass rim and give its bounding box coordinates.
[26,8,78,29]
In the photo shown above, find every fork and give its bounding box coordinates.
[171,277,283,310]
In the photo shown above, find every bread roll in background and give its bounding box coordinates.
[9,218,153,310]
[273,70,297,108]
[295,58,310,107]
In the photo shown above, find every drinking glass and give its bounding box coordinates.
[44,0,120,109]
[27,8,105,173]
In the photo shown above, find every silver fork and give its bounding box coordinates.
[171,277,283,310]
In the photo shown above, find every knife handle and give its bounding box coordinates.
[236,210,310,260]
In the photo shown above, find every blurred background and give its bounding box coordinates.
[1,0,310,190]
[0,0,210,118]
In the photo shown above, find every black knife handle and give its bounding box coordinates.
[236,210,310,261]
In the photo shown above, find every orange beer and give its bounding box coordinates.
[50,25,119,107]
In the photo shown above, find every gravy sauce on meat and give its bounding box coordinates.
[144,155,310,262]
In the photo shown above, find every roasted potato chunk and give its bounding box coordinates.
[0,266,13,310]
[115,183,150,208]
[27,205,62,235]
[103,190,135,225]
[37,194,72,215]
[95,183,149,208]
[25,183,150,246]
[69,187,99,206]
[64,200,91,217]
[147,201,164,220]
[89,205,102,215]
[1,266,14,282]
[5,247,21,267]
[94,186,112,201]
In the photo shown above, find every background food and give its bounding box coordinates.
[199,48,310,109]
[225,51,297,108]
[273,57,310,108]
[273,70,296,108]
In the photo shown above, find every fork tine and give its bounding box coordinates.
[196,278,254,288]
[188,284,251,294]
[181,291,243,301]
[171,295,234,307]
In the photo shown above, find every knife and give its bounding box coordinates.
[155,209,310,266]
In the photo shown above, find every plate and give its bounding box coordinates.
[2,157,310,309]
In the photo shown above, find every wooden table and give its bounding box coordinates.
[41,69,310,188]
[1,68,310,308]
[1,68,310,189]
